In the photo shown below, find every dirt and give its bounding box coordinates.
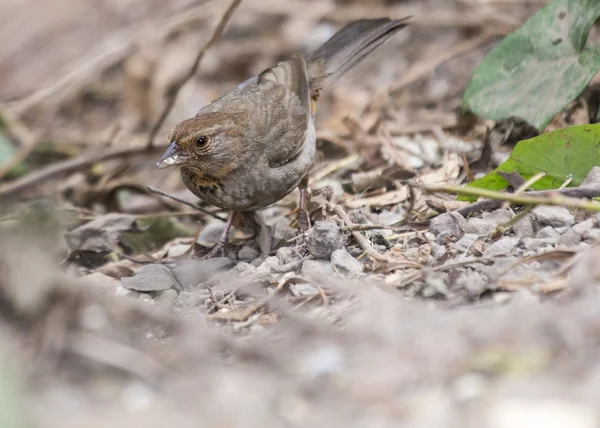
[2,1,600,427]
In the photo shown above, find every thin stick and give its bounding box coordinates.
[0,145,156,198]
[427,184,600,213]
[146,185,226,222]
[146,0,243,148]
[332,205,396,264]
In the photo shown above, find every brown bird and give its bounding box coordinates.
[157,18,409,258]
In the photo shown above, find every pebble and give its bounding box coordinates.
[558,229,582,247]
[536,226,560,240]
[121,264,179,292]
[331,248,364,278]
[573,218,594,235]
[465,217,496,235]
[276,247,303,265]
[512,213,536,238]
[484,237,520,257]
[581,166,600,187]
[429,212,466,243]
[306,221,346,259]
[532,206,575,228]
[238,245,260,261]
[302,259,336,280]
[454,233,479,253]
[522,237,556,251]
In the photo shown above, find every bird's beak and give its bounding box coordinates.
[156,141,188,169]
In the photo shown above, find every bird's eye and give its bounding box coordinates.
[196,136,208,146]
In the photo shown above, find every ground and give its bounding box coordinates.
[2,0,600,427]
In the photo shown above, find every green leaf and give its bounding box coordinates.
[463,0,600,132]
[462,124,600,201]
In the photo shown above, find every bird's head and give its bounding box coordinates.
[156,112,245,185]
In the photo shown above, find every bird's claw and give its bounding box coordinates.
[198,241,229,260]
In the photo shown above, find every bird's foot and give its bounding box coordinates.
[297,208,312,234]
[198,240,229,260]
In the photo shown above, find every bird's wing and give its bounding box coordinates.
[256,53,312,168]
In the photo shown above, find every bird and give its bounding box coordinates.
[157,17,410,259]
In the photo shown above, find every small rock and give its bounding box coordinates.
[177,291,205,309]
[171,258,233,289]
[289,282,320,297]
[453,270,488,296]
[121,264,179,292]
[258,256,280,273]
[306,221,346,259]
[302,259,336,280]
[512,213,536,238]
[532,206,575,228]
[429,212,466,243]
[276,247,302,265]
[585,229,600,241]
[522,237,556,251]
[573,218,594,235]
[581,166,600,188]
[484,237,520,257]
[536,226,560,240]
[454,233,479,253]
[271,221,296,248]
[465,218,496,235]
[331,248,363,278]
[156,289,178,306]
[167,244,191,258]
[234,261,274,285]
[558,229,582,247]
[238,245,260,261]
[433,245,447,261]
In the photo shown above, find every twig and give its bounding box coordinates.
[332,205,396,264]
[206,277,286,322]
[146,186,226,222]
[426,184,600,215]
[272,256,313,273]
[0,145,157,198]
[396,257,493,288]
[146,0,243,148]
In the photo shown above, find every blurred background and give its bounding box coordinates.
[7,1,600,428]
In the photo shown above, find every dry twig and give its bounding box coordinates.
[332,205,397,264]
[146,186,226,222]
[427,185,600,216]
[146,0,244,148]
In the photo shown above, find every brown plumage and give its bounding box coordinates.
[157,18,410,258]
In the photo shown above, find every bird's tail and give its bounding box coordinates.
[306,17,410,92]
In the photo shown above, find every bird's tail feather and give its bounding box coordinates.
[306,17,410,92]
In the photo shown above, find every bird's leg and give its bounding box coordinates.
[200,212,236,260]
[297,176,311,233]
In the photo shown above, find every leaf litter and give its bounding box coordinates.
[3,0,600,427]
